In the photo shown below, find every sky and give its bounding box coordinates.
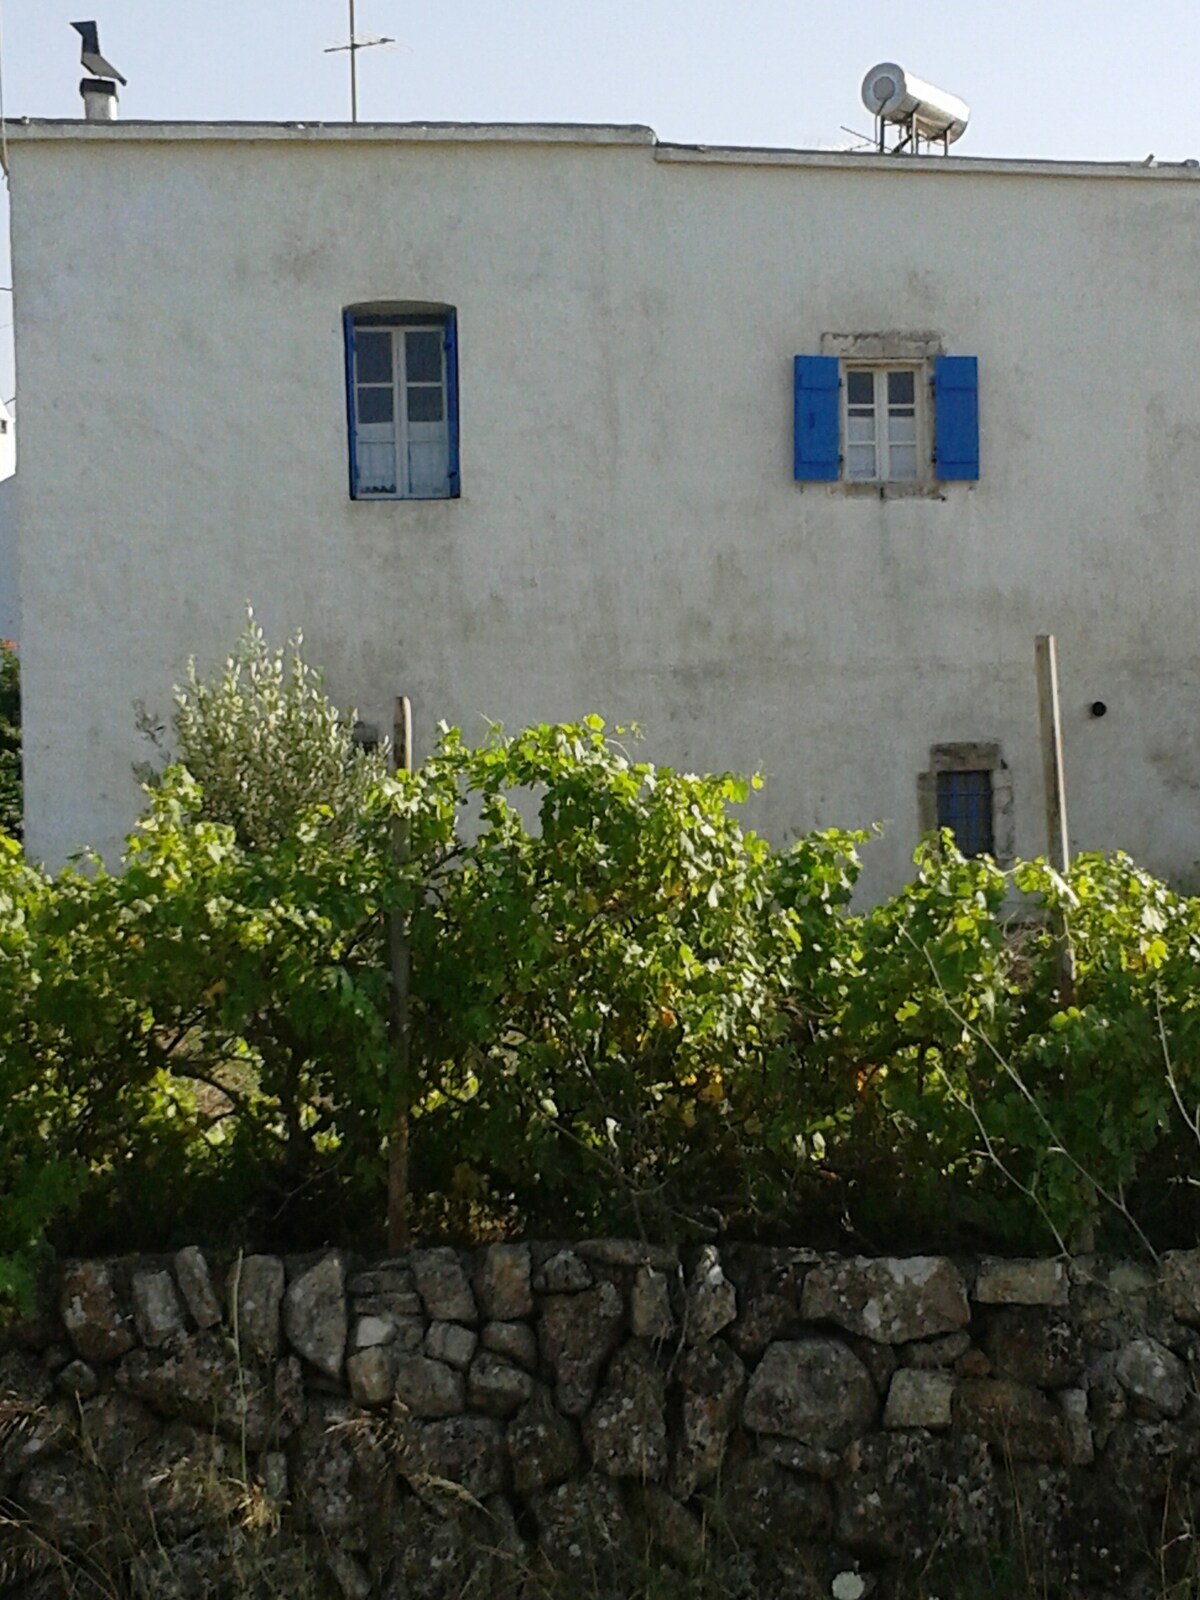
[0,0,1198,399]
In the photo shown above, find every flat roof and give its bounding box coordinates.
[5,119,1199,181]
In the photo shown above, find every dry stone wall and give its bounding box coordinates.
[6,1241,1200,1598]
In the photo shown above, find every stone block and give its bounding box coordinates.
[982,1306,1085,1388]
[670,1338,745,1496]
[952,1378,1064,1463]
[283,1253,347,1381]
[229,1255,285,1361]
[531,1476,631,1575]
[274,1354,307,1434]
[476,1244,534,1320]
[131,1270,187,1348]
[632,1483,704,1571]
[351,1291,424,1320]
[685,1246,737,1344]
[393,1354,464,1418]
[468,1353,536,1417]
[353,1314,396,1349]
[56,1359,99,1399]
[1158,1250,1200,1324]
[974,1257,1068,1306]
[482,1319,538,1370]
[174,1247,223,1329]
[533,1249,594,1293]
[583,1343,668,1480]
[117,1332,278,1449]
[425,1319,478,1370]
[411,1248,477,1323]
[801,1256,969,1345]
[347,1267,414,1296]
[835,1432,997,1557]
[715,1457,833,1545]
[539,1280,624,1415]
[883,1368,954,1429]
[508,1391,582,1493]
[327,1549,372,1600]
[410,1415,507,1499]
[899,1331,971,1369]
[1058,1387,1094,1465]
[757,1435,844,1477]
[631,1265,674,1341]
[1115,1337,1188,1417]
[347,1346,394,1407]
[61,1262,135,1363]
[743,1338,876,1448]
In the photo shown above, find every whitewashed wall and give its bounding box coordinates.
[10,125,1200,898]
[0,403,18,642]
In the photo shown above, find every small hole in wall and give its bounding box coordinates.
[1090,701,1108,719]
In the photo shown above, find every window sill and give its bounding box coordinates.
[351,494,461,504]
[826,481,948,501]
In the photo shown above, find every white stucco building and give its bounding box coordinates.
[8,119,1200,897]
[0,402,18,641]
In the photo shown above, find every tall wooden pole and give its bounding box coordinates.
[387,695,413,1250]
[1035,635,1077,1004]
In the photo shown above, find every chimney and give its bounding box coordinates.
[80,77,118,121]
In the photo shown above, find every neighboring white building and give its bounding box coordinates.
[7,119,1200,898]
[0,402,18,641]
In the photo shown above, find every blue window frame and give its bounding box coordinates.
[936,769,994,857]
[344,309,460,500]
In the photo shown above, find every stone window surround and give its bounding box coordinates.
[917,740,1015,866]
[819,331,947,499]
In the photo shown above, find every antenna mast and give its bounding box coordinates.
[325,0,393,123]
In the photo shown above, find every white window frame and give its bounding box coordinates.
[842,363,926,485]
[351,318,453,501]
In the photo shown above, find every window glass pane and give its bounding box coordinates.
[846,371,875,405]
[936,770,994,857]
[888,413,917,443]
[847,444,876,480]
[888,370,915,405]
[355,330,393,385]
[357,386,394,424]
[889,444,918,480]
[407,385,444,423]
[406,330,443,384]
[408,435,450,498]
[358,439,397,495]
[847,415,876,443]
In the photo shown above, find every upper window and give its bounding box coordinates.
[793,352,979,486]
[344,307,459,500]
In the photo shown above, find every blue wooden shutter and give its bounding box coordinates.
[793,355,840,481]
[444,312,460,498]
[934,355,979,481]
[343,310,359,498]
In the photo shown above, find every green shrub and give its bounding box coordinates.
[141,610,389,851]
[6,619,1200,1315]
[400,720,863,1236]
[0,638,19,840]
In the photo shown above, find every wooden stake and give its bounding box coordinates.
[1034,635,1077,1004]
[386,694,413,1250]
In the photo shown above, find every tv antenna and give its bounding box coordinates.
[325,1,394,123]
